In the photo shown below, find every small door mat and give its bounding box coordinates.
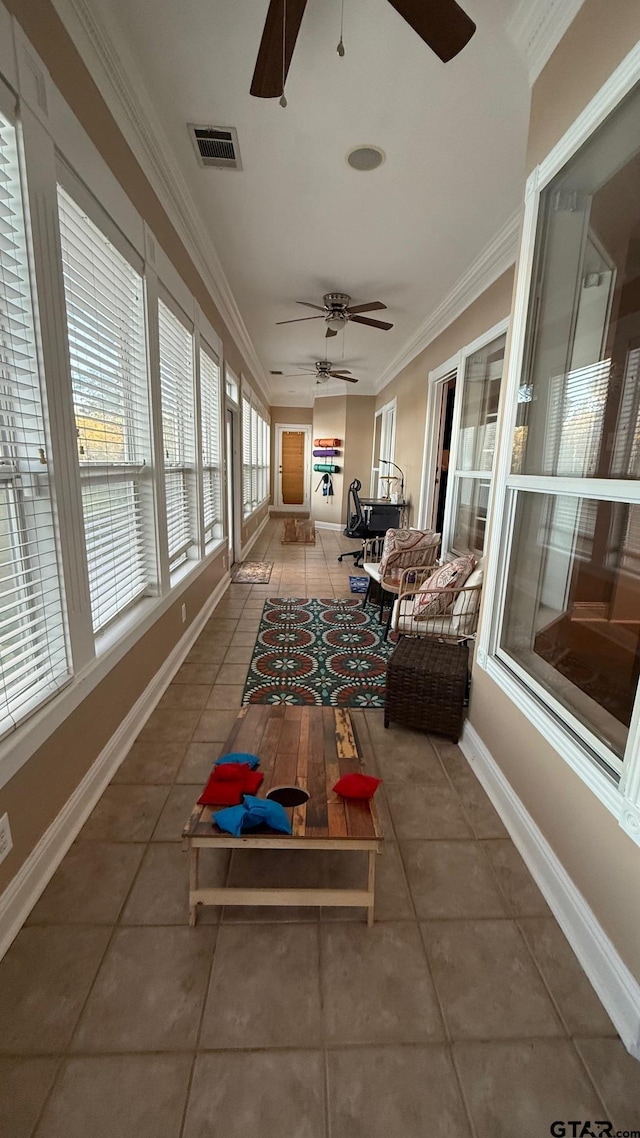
[231,561,274,584]
[349,576,369,594]
[282,518,316,544]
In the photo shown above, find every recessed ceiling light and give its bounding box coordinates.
[346,145,385,171]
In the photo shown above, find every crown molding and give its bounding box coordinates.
[373,209,520,395]
[49,0,271,405]
[508,0,586,85]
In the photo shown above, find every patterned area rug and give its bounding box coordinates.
[242,598,395,707]
[231,561,273,584]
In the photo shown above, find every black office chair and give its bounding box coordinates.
[338,479,368,565]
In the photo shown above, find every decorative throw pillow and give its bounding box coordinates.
[451,563,484,632]
[413,556,475,621]
[333,773,382,799]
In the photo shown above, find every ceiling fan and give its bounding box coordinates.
[277,292,393,338]
[284,360,358,384]
[251,0,476,99]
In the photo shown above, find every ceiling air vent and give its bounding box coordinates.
[270,370,283,375]
[189,124,242,170]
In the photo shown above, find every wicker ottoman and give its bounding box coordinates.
[384,637,469,741]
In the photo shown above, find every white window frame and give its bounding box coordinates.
[198,335,224,548]
[476,41,640,845]
[440,318,508,558]
[241,378,270,521]
[0,21,231,789]
[371,397,397,498]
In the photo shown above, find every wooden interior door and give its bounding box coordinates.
[281,430,306,505]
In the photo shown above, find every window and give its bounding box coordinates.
[490,79,640,780]
[58,187,153,633]
[158,298,195,568]
[0,111,69,734]
[199,343,223,543]
[371,399,396,498]
[241,389,269,518]
[448,331,505,556]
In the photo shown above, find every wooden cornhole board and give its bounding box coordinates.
[281,517,316,544]
[182,705,382,925]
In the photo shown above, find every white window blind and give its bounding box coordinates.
[200,344,222,542]
[250,405,258,509]
[241,392,269,517]
[0,114,69,735]
[158,299,194,567]
[242,394,251,518]
[58,186,151,634]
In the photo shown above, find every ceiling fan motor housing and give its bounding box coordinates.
[323,293,351,312]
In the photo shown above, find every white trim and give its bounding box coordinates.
[47,0,271,405]
[314,521,343,531]
[417,353,460,530]
[460,721,640,1058]
[239,511,270,560]
[374,211,519,395]
[0,569,230,963]
[0,544,227,791]
[537,43,640,191]
[274,423,312,512]
[477,40,640,841]
[483,655,622,817]
[508,0,586,84]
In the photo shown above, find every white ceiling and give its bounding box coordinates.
[83,0,531,403]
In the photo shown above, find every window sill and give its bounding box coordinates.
[0,541,228,792]
[476,650,628,831]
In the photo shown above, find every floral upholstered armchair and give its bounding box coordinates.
[361,528,441,631]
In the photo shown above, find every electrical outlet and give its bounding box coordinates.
[0,813,13,865]
[181,603,187,624]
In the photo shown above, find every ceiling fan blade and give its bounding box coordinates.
[325,327,338,338]
[349,315,394,331]
[250,0,309,98]
[329,369,352,375]
[346,301,387,314]
[275,315,325,325]
[283,371,314,376]
[296,301,327,311]
[330,373,358,383]
[386,0,476,62]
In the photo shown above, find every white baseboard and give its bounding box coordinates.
[460,721,640,1058]
[0,571,230,962]
[313,520,344,531]
[240,513,270,560]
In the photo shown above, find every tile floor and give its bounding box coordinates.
[0,520,638,1137]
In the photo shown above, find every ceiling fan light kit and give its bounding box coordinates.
[276,293,394,340]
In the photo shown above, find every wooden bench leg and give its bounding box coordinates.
[367,849,377,927]
[189,846,199,927]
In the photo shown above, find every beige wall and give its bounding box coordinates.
[269,406,314,505]
[311,396,347,526]
[0,554,225,894]
[527,0,640,171]
[0,2,262,897]
[470,0,640,982]
[342,396,376,520]
[376,270,515,526]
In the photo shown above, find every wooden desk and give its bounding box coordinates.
[182,705,383,925]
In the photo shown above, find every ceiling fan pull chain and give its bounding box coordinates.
[279,0,288,106]
[337,0,345,56]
